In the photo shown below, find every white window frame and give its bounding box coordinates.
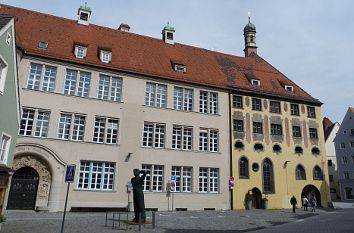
[100,50,112,63]
[199,167,219,193]
[93,117,119,144]
[251,79,260,86]
[142,164,164,192]
[0,133,11,163]
[19,108,35,136]
[34,110,50,138]
[199,91,218,114]
[145,82,167,108]
[0,57,8,94]
[74,45,87,59]
[285,85,294,92]
[174,64,186,73]
[199,128,219,152]
[172,125,193,150]
[173,87,193,111]
[142,122,165,148]
[27,63,58,92]
[171,166,192,192]
[57,112,86,141]
[77,161,115,191]
[97,75,122,102]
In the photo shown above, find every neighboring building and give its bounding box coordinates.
[231,17,330,209]
[0,4,330,211]
[0,15,20,212]
[323,118,341,200]
[335,107,354,200]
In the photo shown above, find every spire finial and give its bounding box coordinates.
[248,12,251,23]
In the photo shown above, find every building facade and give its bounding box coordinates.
[323,118,341,200]
[334,108,354,200]
[0,16,20,213]
[0,4,330,211]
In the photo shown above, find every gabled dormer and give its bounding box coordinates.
[77,3,92,26]
[162,22,175,45]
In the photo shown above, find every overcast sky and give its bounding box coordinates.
[2,0,353,123]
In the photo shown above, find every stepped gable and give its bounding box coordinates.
[0,4,320,104]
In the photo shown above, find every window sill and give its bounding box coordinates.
[73,189,117,193]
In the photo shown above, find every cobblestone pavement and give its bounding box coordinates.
[1,208,333,233]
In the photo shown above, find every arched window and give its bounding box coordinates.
[239,157,249,179]
[295,164,306,180]
[313,166,323,180]
[262,158,274,193]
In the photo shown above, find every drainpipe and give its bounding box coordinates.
[228,90,234,210]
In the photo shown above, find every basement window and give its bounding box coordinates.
[285,85,294,92]
[74,45,87,59]
[251,79,260,87]
[38,41,48,49]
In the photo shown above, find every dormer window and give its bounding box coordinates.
[38,41,48,49]
[100,50,112,63]
[74,45,87,59]
[251,79,260,87]
[174,64,186,73]
[285,85,294,92]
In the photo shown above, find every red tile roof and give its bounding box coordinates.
[0,4,320,104]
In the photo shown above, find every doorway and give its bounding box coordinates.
[301,185,321,207]
[7,167,39,210]
[252,187,262,209]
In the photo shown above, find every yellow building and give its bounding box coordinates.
[230,18,331,209]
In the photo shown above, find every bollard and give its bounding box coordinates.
[138,213,142,232]
[152,211,155,229]
[105,211,108,227]
[112,213,115,228]
[126,212,129,230]
[118,212,121,228]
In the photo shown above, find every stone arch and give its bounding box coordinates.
[12,143,65,210]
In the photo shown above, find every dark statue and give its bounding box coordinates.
[131,169,146,222]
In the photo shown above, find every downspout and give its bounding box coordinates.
[228,90,234,210]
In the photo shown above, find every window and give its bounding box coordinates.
[172,125,193,150]
[97,75,122,102]
[239,157,249,179]
[342,156,348,164]
[199,167,219,193]
[174,87,193,111]
[295,165,306,180]
[262,159,274,193]
[145,83,167,108]
[311,147,320,155]
[329,175,334,182]
[313,166,323,180]
[0,58,8,94]
[19,108,51,138]
[38,41,48,49]
[253,122,263,134]
[340,142,346,149]
[0,134,11,162]
[252,98,262,111]
[295,146,303,154]
[307,106,316,118]
[292,126,302,137]
[350,141,354,148]
[74,45,87,59]
[352,156,354,164]
[232,95,243,108]
[26,63,57,92]
[273,144,281,153]
[328,159,333,167]
[269,101,281,113]
[270,124,282,136]
[174,64,186,73]
[235,141,244,149]
[351,129,354,136]
[57,113,86,141]
[100,50,112,63]
[251,79,260,87]
[254,143,264,151]
[345,187,353,199]
[285,85,294,92]
[142,164,164,192]
[290,104,299,116]
[93,117,119,144]
[199,91,218,114]
[309,128,318,139]
[171,166,192,192]
[77,161,115,190]
[344,172,350,180]
[64,69,91,97]
[199,128,219,152]
[233,120,244,132]
[142,122,165,148]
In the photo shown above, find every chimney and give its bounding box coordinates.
[162,22,175,45]
[118,24,130,32]
[77,3,92,26]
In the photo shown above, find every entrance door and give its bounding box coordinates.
[252,187,262,209]
[7,167,39,210]
[301,185,321,207]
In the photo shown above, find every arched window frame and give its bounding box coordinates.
[295,164,306,180]
[313,165,323,180]
[262,158,275,193]
[239,156,249,179]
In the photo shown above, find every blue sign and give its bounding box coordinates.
[65,164,76,183]
[171,175,176,181]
